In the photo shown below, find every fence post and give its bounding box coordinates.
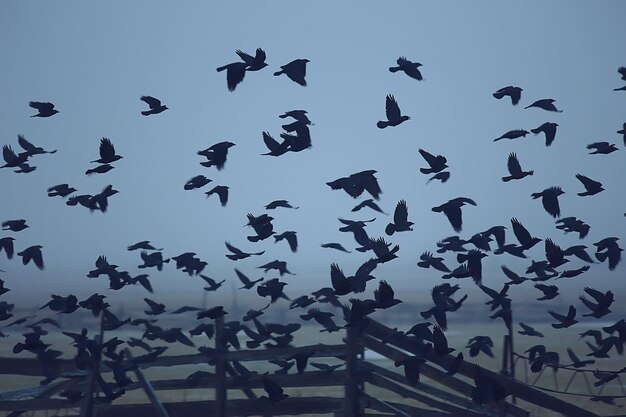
[214,316,226,417]
[80,312,105,417]
[344,325,361,417]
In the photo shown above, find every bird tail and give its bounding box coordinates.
[492,91,504,99]
[273,70,284,76]
[527,171,534,176]
[420,168,433,174]
[376,121,389,129]
[530,192,541,199]
[385,224,395,236]
[388,66,400,73]
[501,176,513,182]
[216,65,228,72]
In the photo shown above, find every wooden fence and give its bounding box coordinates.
[0,317,610,417]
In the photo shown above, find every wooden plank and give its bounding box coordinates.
[214,316,227,417]
[367,400,455,417]
[363,393,413,417]
[124,348,170,417]
[0,357,76,376]
[344,325,361,417]
[362,318,601,417]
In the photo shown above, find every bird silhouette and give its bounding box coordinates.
[531,186,564,218]
[234,268,263,290]
[261,376,289,403]
[29,101,59,117]
[17,135,56,157]
[184,175,211,190]
[545,238,568,268]
[127,241,163,251]
[85,164,114,175]
[274,58,309,86]
[417,251,450,272]
[374,280,402,309]
[2,219,29,232]
[274,231,298,252]
[258,260,294,276]
[216,61,248,91]
[575,174,604,196]
[377,94,410,128]
[586,141,618,155]
[432,197,476,232]
[237,48,268,71]
[385,200,413,235]
[143,298,166,315]
[518,322,544,337]
[320,243,351,253]
[91,138,122,164]
[265,199,299,210]
[225,242,264,261]
[501,152,533,182]
[198,141,235,170]
[0,237,15,259]
[617,123,626,146]
[492,86,522,105]
[531,122,559,146]
[17,245,44,270]
[549,305,577,328]
[579,287,613,318]
[555,217,590,239]
[494,129,529,142]
[256,278,288,303]
[261,131,290,156]
[280,109,312,132]
[1,145,29,169]
[418,149,448,174]
[389,57,423,80]
[205,185,229,206]
[525,98,563,112]
[352,199,387,214]
[327,170,382,200]
[534,283,559,301]
[140,96,168,115]
[594,237,622,271]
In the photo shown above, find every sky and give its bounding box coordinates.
[0,1,625,308]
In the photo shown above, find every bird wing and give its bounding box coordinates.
[99,138,115,160]
[141,96,161,109]
[418,148,438,167]
[29,101,54,112]
[507,153,523,176]
[262,132,280,151]
[17,135,37,153]
[385,95,402,120]
[542,191,561,218]
[235,49,255,65]
[576,174,601,191]
[443,204,463,232]
[330,263,347,289]
[225,241,244,255]
[545,238,564,264]
[394,200,409,224]
[234,268,251,285]
[2,145,17,163]
[583,287,604,303]
[254,48,267,64]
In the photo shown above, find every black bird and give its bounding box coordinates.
[225,242,264,261]
[143,298,166,315]
[559,265,590,279]
[237,48,268,71]
[594,237,622,271]
[261,376,289,403]
[47,184,76,198]
[501,265,530,285]
[471,365,508,404]
[418,149,448,174]
[17,245,44,270]
[525,98,563,112]
[256,278,288,303]
[385,200,413,235]
[417,251,450,272]
[457,249,488,284]
[85,164,114,175]
[140,96,168,115]
[466,336,493,358]
[531,122,559,146]
[320,243,351,253]
[216,61,248,91]
[549,305,577,328]
[579,287,613,318]
[531,186,564,218]
[138,251,169,271]
[502,152,533,182]
[374,280,402,309]
[544,238,568,268]
[395,356,425,386]
[492,86,522,105]
[617,123,626,146]
[586,141,618,155]
[352,199,387,214]
[370,237,400,264]
[327,170,382,200]
[1,145,29,169]
[565,348,595,368]
[2,219,29,232]
[17,134,57,156]
[575,174,604,196]
[432,197,477,232]
[274,58,309,86]
[279,109,312,128]
[91,138,122,164]
[510,218,541,250]
[555,217,590,239]
[235,268,263,289]
[198,141,236,170]
[265,199,299,210]
[184,175,211,190]
[197,306,227,320]
[389,57,423,80]
[261,131,290,157]
[29,101,59,117]
[534,284,559,301]
[274,231,298,252]
[518,322,544,337]
[427,171,451,183]
[377,94,410,129]
[127,241,163,251]
[258,260,294,276]
[205,185,229,206]
[494,129,529,142]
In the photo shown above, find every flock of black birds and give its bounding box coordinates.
[1,50,626,408]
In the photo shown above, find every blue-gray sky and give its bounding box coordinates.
[1,1,625,305]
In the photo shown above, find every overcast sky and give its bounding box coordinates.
[1,1,625,308]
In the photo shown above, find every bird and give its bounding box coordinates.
[29,101,59,117]
[0,237,15,260]
[1,145,29,169]
[352,199,387,214]
[256,278,288,303]
[594,237,622,271]
[388,57,423,80]
[510,218,541,250]
[234,268,263,290]
[613,67,626,90]
[501,265,530,285]
[524,98,563,112]
[534,283,559,301]
[320,243,351,253]
[586,141,618,155]
[417,251,450,272]
[225,242,264,261]
[549,305,577,328]
[274,231,298,252]
[492,86,522,105]
[237,48,268,71]
[91,138,122,164]
[327,170,382,200]
[374,280,402,309]
[377,94,410,129]
[518,322,544,337]
[418,149,448,174]
[432,197,477,232]
[140,96,168,115]
[385,200,413,235]
[265,199,298,210]
[274,58,309,86]
[501,152,533,182]
[427,171,451,183]
[184,175,211,190]
[579,287,613,318]
[575,174,604,196]
[85,164,114,175]
[261,376,289,403]
[143,298,166,315]
[545,238,568,268]
[216,61,249,91]
[205,185,229,206]
[258,260,294,276]
[198,141,236,170]
[127,241,163,251]
[2,219,29,232]
[457,249,488,284]
[493,129,529,142]
[617,123,626,146]
[531,122,559,146]
[555,217,590,239]
[17,245,44,270]
[261,131,290,157]
[17,135,56,156]
[531,186,564,218]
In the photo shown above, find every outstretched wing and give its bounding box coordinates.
[17,135,37,153]
[385,94,401,120]
[394,200,409,224]
[99,138,115,160]
[141,95,161,109]
[507,153,523,176]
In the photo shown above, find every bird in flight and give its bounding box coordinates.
[17,245,44,270]
[492,86,522,105]
[17,135,57,157]
[586,141,618,155]
[432,197,477,232]
[418,149,448,174]
[501,152,533,182]
[274,58,309,86]
[575,174,604,196]
[531,122,559,146]
[531,186,564,218]
[140,96,168,115]
[29,101,59,117]
[377,94,410,129]
[91,138,123,164]
[198,141,236,170]
[265,200,299,210]
[385,200,414,235]
[524,98,563,112]
[388,57,423,81]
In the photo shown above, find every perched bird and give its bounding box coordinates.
[575,174,604,196]
[418,149,448,174]
[225,242,264,261]
[91,138,122,164]
[494,129,529,142]
[17,245,44,270]
[501,152,533,182]
[265,199,298,210]
[205,185,229,206]
[531,186,564,218]
[29,101,59,117]
[274,58,309,86]
[531,122,559,146]
[388,57,423,80]
[492,86,522,105]
[525,99,562,112]
[235,268,263,289]
[198,141,236,170]
[2,219,29,232]
[216,60,249,91]
[377,94,410,129]
[385,200,413,235]
[140,96,168,115]
[586,141,618,155]
[184,175,211,190]
[549,305,577,328]
[432,197,477,232]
